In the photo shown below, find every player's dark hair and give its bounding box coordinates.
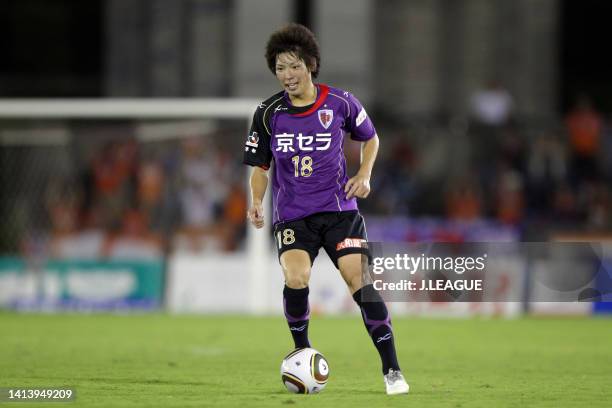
[265,23,321,78]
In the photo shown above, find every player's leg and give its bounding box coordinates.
[276,218,320,349]
[280,249,313,348]
[338,254,400,372]
[338,254,408,395]
[323,211,408,395]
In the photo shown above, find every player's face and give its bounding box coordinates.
[275,52,313,98]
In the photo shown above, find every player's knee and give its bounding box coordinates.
[338,259,363,292]
[285,275,310,289]
[284,266,310,289]
[345,273,362,293]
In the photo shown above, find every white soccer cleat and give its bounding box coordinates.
[384,369,410,395]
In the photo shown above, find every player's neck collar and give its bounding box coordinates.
[285,84,330,117]
[286,82,318,107]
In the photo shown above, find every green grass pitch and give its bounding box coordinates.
[1,312,611,407]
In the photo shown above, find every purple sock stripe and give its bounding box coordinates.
[283,298,310,323]
[361,309,392,336]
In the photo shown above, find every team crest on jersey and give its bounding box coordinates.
[318,109,333,129]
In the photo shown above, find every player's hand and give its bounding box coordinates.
[345,173,371,199]
[247,201,265,229]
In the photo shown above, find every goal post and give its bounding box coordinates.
[0,98,271,314]
[0,99,261,119]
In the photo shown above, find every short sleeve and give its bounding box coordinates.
[243,105,272,169]
[344,93,376,141]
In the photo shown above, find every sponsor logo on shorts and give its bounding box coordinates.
[336,238,367,251]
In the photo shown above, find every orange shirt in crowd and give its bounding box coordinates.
[566,108,602,157]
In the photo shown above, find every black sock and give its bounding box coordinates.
[283,285,311,348]
[353,284,400,374]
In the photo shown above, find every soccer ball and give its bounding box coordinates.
[280,347,329,394]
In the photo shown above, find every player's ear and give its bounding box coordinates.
[309,59,317,76]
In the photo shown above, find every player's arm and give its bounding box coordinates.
[346,134,379,199]
[248,166,268,229]
[343,92,379,199]
[243,102,273,228]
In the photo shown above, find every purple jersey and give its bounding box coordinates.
[243,84,376,225]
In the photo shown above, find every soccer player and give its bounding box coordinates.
[243,23,409,395]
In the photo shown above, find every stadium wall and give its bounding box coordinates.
[0,258,164,311]
[164,252,526,317]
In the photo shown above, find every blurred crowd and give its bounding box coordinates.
[363,88,612,237]
[29,133,247,260]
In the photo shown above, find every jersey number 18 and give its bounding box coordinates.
[292,155,313,177]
